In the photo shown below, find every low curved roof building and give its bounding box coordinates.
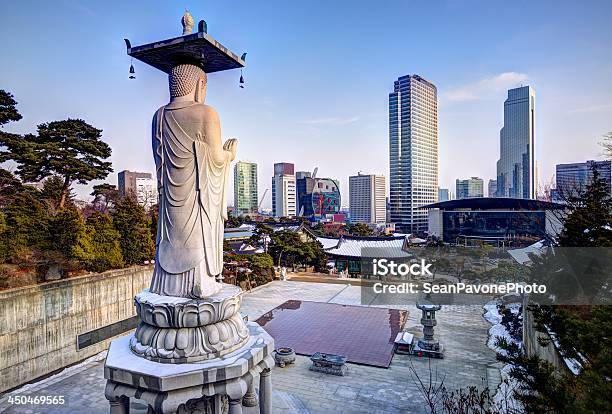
[421,197,566,246]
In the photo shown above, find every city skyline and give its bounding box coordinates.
[1,1,611,208]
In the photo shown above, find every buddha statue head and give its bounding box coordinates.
[169,63,207,103]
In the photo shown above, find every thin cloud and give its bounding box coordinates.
[443,72,529,102]
[568,103,612,114]
[64,0,96,16]
[300,116,360,126]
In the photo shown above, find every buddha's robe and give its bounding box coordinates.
[149,102,230,298]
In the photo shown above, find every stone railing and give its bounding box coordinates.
[0,265,153,393]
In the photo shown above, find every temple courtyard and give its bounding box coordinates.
[0,280,501,414]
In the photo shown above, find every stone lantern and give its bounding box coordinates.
[413,303,444,358]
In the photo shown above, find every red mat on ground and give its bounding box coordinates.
[255,300,407,368]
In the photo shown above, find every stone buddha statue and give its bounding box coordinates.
[149,63,237,299]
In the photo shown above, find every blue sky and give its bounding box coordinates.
[1,0,611,207]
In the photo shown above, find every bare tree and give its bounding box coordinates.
[600,131,612,159]
[407,355,519,414]
[537,174,555,202]
[407,357,446,414]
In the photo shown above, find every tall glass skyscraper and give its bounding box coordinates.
[496,86,536,199]
[233,161,258,216]
[389,75,439,234]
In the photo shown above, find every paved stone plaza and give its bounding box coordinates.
[0,281,501,413]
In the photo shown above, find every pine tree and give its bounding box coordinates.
[112,197,155,265]
[48,204,90,261]
[0,168,22,209]
[91,183,119,213]
[0,91,113,209]
[40,175,72,210]
[497,164,612,413]
[1,190,49,261]
[0,90,21,126]
[82,212,124,272]
[348,222,374,236]
[558,167,612,247]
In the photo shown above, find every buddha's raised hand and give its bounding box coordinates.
[223,138,238,161]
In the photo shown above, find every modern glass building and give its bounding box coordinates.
[424,198,565,246]
[456,177,484,199]
[297,177,341,217]
[233,161,258,216]
[552,160,611,201]
[488,179,497,197]
[496,86,536,199]
[389,75,439,234]
[438,188,450,202]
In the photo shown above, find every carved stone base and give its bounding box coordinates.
[104,323,275,414]
[129,284,250,363]
[177,395,228,414]
[241,380,258,407]
[134,285,244,328]
[130,314,249,363]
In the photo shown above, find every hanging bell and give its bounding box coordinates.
[129,63,136,79]
[239,71,245,88]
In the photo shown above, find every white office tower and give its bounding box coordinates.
[349,173,386,224]
[272,162,296,218]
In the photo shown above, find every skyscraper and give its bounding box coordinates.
[272,162,296,218]
[389,75,439,233]
[496,86,536,199]
[456,177,484,199]
[349,173,386,224]
[233,161,258,216]
[488,179,497,197]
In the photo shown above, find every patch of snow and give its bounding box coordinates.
[483,299,524,412]
[545,326,583,375]
[0,350,107,404]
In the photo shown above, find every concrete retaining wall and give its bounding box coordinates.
[523,305,569,374]
[0,265,153,393]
